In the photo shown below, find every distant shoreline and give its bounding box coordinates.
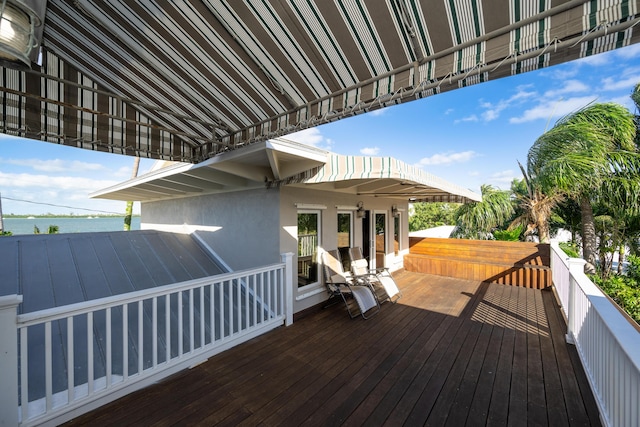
[2,214,141,219]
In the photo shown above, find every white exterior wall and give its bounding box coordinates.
[141,188,281,271]
[140,186,409,315]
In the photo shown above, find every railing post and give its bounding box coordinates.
[566,258,586,345]
[281,252,294,326]
[0,295,23,427]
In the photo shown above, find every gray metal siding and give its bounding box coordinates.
[0,230,226,311]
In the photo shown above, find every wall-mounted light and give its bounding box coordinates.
[0,0,47,67]
[391,204,399,218]
[356,201,364,218]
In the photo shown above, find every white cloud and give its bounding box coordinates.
[287,128,324,146]
[490,169,518,182]
[543,79,589,98]
[360,147,380,155]
[418,150,478,166]
[286,128,334,151]
[0,171,128,214]
[454,114,479,123]
[541,66,579,80]
[489,170,520,188]
[614,43,640,59]
[444,108,454,115]
[604,95,635,111]
[509,96,598,124]
[4,158,107,173]
[477,86,537,122]
[482,110,499,121]
[601,74,640,92]
[368,107,388,116]
[0,171,119,192]
[574,51,612,67]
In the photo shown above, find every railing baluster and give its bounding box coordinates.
[200,287,205,349]
[123,303,128,380]
[165,294,170,364]
[67,317,74,403]
[152,297,157,368]
[20,327,28,421]
[138,301,143,375]
[229,280,234,337]
[279,267,284,316]
[219,282,224,340]
[106,308,111,387]
[45,321,52,411]
[237,278,241,334]
[266,271,271,319]
[256,273,262,323]
[189,288,194,353]
[87,312,94,395]
[245,274,250,329]
[209,283,215,345]
[178,292,183,357]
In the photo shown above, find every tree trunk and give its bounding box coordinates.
[124,157,141,231]
[580,196,597,267]
[618,244,626,274]
[538,216,550,243]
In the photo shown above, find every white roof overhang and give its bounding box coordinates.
[93,140,480,204]
[91,138,328,202]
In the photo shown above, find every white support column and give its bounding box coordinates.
[281,252,294,326]
[566,258,586,345]
[0,295,23,427]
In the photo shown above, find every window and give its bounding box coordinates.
[394,214,401,256]
[375,212,386,268]
[337,212,353,271]
[297,210,320,288]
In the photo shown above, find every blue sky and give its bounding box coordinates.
[1,44,640,215]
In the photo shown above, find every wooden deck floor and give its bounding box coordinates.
[66,271,601,426]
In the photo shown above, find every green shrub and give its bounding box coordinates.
[625,254,640,283]
[591,274,640,325]
[559,241,580,258]
[493,225,522,241]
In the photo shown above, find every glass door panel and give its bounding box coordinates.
[297,211,320,287]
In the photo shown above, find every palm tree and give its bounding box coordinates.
[528,102,640,267]
[452,184,514,239]
[508,162,564,243]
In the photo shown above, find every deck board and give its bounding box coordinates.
[64,271,601,426]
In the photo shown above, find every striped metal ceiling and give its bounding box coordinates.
[2,0,640,162]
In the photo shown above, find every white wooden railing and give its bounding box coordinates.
[550,242,640,427]
[0,254,294,427]
[298,234,317,257]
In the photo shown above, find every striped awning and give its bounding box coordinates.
[271,153,481,203]
[1,0,639,162]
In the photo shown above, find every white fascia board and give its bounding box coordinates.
[90,161,196,198]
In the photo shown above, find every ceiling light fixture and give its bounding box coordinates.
[0,0,46,67]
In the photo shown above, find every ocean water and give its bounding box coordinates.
[1,216,141,235]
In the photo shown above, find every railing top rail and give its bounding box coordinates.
[550,241,570,268]
[17,261,285,327]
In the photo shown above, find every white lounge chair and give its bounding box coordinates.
[348,247,401,303]
[321,249,380,319]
